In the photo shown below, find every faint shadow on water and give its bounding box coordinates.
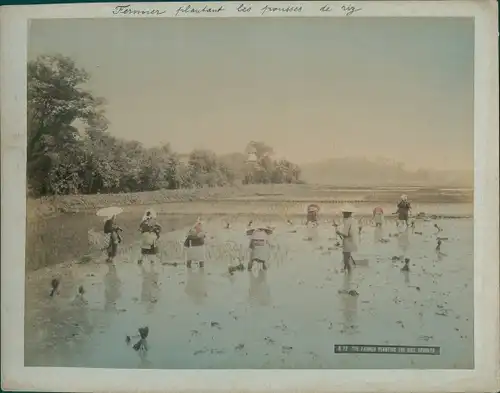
[339,273,359,336]
[248,269,271,307]
[25,280,95,366]
[373,227,383,243]
[185,267,208,305]
[104,263,122,312]
[402,269,411,285]
[140,263,161,313]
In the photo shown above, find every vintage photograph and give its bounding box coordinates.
[1,0,498,390]
[23,14,479,371]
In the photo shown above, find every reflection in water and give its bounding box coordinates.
[373,227,383,243]
[436,250,448,262]
[72,292,88,306]
[137,342,152,368]
[339,272,358,335]
[184,267,208,305]
[397,228,410,258]
[104,263,122,311]
[25,292,94,365]
[248,269,271,306]
[25,213,474,369]
[140,264,160,313]
[402,269,410,285]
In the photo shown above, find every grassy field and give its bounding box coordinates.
[28,184,473,220]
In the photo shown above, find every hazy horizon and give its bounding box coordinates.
[29,17,474,171]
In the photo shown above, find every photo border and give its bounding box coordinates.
[1,1,499,392]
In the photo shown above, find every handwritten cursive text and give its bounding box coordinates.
[175,4,225,17]
[112,5,166,16]
[236,3,253,12]
[111,2,363,18]
[341,4,362,16]
[260,4,303,15]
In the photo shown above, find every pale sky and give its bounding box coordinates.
[29,17,474,171]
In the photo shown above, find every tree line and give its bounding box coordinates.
[27,54,302,196]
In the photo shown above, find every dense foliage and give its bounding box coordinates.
[27,55,302,196]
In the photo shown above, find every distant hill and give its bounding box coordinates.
[300,157,473,188]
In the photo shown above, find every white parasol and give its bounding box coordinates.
[96,206,123,219]
[340,204,357,213]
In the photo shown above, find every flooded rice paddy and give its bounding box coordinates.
[25,204,473,369]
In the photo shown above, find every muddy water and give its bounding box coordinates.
[25,209,473,369]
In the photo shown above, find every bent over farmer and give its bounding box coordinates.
[396,194,412,228]
[138,209,162,264]
[372,206,384,227]
[306,204,320,226]
[247,226,273,271]
[184,219,206,268]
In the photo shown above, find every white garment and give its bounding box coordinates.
[340,217,358,253]
[141,232,157,249]
[373,212,384,225]
[141,209,157,222]
[249,230,271,261]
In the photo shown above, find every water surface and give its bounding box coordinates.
[25,207,474,369]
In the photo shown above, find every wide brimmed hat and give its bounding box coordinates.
[340,204,357,213]
[247,226,274,236]
[307,204,320,212]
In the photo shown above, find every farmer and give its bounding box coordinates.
[372,206,384,227]
[140,209,155,230]
[336,204,359,273]
[184,218,206,268]
[138,209,161,264]
[247,226,273,271]
[139,209,161,236]
[103,214,123,263]
[306,204,320,226]
[396,194,412,228]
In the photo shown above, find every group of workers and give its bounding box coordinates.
[100,194,413,273]
[103,209,163,264]
[304,194,412,273]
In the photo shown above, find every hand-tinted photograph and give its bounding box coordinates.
[25,15,474,370]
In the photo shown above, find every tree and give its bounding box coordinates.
[245,141,274,160]
[188,150,219,187]
[218,152,247,183]
[27,54,108,195]
[26,54,304,196]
